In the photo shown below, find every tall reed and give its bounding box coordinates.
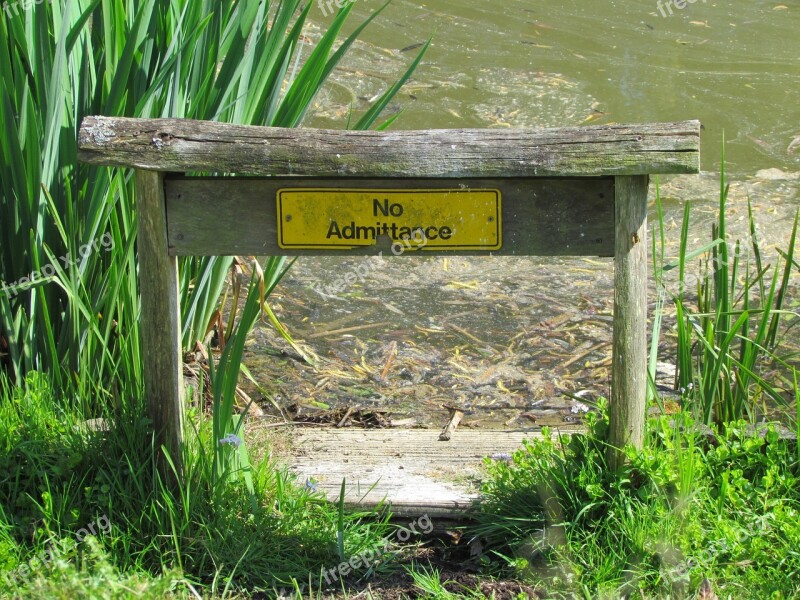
[0,0,427,409]
[652,144,799,426]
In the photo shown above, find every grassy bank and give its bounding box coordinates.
[466,171,799,599]
[0,372,400,597]
[2,1,799,599]
[474,410,800,599]
[1,378,798,598]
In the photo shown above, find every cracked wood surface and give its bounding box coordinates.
[78,116,700,177]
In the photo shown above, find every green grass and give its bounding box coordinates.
[0,371,401,597]
[407,565,462,599]
[473,409,800,599]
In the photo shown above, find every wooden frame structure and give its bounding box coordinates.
[78,116,700,474]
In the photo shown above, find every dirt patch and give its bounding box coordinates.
[254,534,545,599]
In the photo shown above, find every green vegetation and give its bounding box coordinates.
[0,372,398,597]
[475,411,800,598]
[651,144,799,427]
[0,0,428,397]
[1,1,798,599]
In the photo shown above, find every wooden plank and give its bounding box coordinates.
[165,177,615,257]
[608,175,649,469]
[279,428,582,518]
[135,170,184,480]
[78,116,700,177]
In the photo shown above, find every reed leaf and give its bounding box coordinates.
[1,0,422,407]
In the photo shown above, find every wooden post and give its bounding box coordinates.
[135,170,184,480]
[609,175,649,469]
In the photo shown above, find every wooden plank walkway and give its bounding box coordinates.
[276,428,582,518]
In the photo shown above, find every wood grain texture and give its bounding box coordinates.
[165,177,615,257]
[608,175,649,469]
[135,170,184,479]
[79,116,700,177]
[279,428,582,518]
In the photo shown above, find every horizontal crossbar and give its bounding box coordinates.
[78,116,700,177]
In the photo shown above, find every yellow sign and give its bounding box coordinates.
[277,188,501,251]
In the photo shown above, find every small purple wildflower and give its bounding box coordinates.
[570,402,590,414]
[490,452,513,462]
[219,433,243,447]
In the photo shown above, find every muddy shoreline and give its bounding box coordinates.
[243,173,800,429]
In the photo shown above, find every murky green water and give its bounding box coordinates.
[309,0,799,175]
[246,1,800,426]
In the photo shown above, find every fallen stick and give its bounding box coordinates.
[256,421,329,428]
[336,406,355,428]
[308,321,393,339]
[439,408,465,441]
[561,342,609,369]
[447,323,485,345]
[379,341,398,381]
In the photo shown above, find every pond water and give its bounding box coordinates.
[310,0,799,175]
[245,1,800,428]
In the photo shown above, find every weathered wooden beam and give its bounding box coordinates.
[79,116,700,177]
[165,176,615,257]
[608,175,649,469]
[135,170,184,481]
